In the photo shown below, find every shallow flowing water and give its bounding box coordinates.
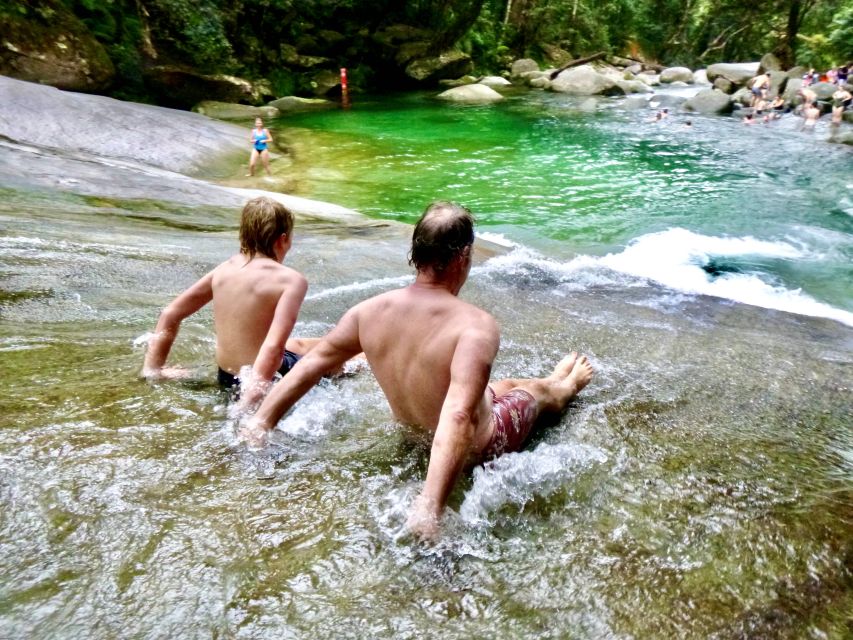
[0,89,851,639]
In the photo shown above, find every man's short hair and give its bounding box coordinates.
[239,196,294,259]
[408,201,475,274]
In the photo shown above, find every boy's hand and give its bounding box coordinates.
[143,366,191,381]
[233,373,273,415]
[237,417,270,450]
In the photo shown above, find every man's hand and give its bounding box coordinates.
[406,495,441,542]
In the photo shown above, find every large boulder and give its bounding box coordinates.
[787,66,807,80]
[783,78,804,103]
[550,65,620,95]
[714,77,734,94]
[310,69,342,96]
[267,96,337,112]
[683,88,734,114]
[0,75,246,174]
[706,63,759,87]
[693,69,710,85]
[372,24,432,48]
[438,75,477,88]
[660,67,694,84]
[758,53,783,74]
[542,44,573,67]
[437,84,503,103]
[144,67,267,109]
[406,51,473,83]
[731,87,752,107]
[766,70,788,98]
[511,59,540,77]
[0,0,114,92]
[478,76,512,87]
[810,81,838,100]
[518,70,551,86]
[617,80,654,94]
[193,101,279,120]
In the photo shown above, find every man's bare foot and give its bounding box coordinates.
[551,351,579,380]
[560,354,594,396]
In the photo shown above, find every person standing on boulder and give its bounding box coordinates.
[750,73,770,107]
[248,117,273,177]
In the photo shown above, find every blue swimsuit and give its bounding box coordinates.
[252,129,268,152]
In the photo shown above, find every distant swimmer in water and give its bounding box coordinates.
[241,201,595,540]
[248,117,272,177]
[831,86,852,124]
[803,102,821,129]
[142,196,332,397]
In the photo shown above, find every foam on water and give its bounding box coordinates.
[476,228,853,326]
[306,275,412,301]
[460,443,608,526]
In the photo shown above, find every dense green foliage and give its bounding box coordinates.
[30,0,853,99]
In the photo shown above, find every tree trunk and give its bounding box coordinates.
[550,51,607,79]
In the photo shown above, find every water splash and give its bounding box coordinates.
[460,442,608,526]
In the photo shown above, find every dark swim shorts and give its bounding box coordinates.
[482,387,540,460]
[217,349,301,388]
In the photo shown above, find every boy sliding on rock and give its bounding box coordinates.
[142,196,323,402]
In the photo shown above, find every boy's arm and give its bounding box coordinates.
[407,322,499,540]
[142,272,214,378]
[238,274,308,408]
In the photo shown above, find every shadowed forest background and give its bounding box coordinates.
[1,0,851,102]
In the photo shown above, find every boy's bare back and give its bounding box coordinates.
[212,254,306,375]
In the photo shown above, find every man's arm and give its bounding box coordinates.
[142,272,214,379]
[242,305,364,437]
[237,274,308,409]
[408,321,500,539]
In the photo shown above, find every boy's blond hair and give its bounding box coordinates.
[239,197,294,259]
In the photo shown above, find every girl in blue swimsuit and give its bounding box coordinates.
[248,117,272,176]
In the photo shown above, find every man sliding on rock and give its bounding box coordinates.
[241,201,594,539]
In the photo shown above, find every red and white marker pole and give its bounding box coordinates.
[340,67,351,109]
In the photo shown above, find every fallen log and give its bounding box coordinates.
[549,51,607,80]
[609,55,665,72]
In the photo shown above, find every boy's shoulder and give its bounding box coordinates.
[213,253,306,284]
